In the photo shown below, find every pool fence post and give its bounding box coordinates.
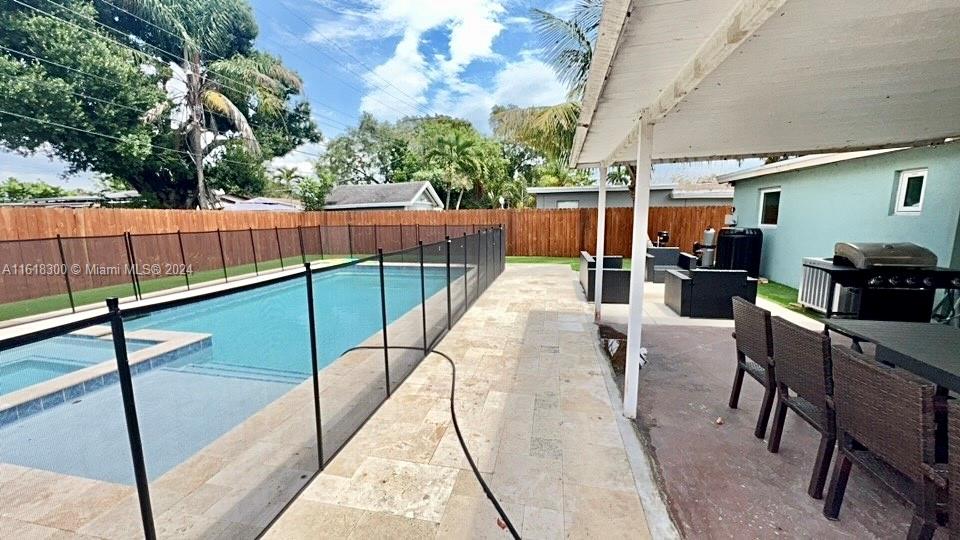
[462,232,468,307]
[318,225,324,260]
[106,297,157,540]
[248,228,259,275]
[399,223,404,250]
[445,236,452,330]
[177,230,190,290]
[415,223,420,245]
[377,249,391,396]
[475,230,481,300]
[374,224,379,252]
[419,241,427,357]
[56,234,76,313]
[298,226,306,264]
[125,233,142,300]
[275,227,284,270]
[303,263,325,469]
[216,229,228,283]
[348,225,354,259]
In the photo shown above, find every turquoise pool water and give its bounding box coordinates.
[0,336,152,395]
[0,264,453,484]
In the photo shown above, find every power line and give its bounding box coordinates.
[254,3,438,118]
[276,1,437,115]
[23,0,368,129]
[18,0,271,103]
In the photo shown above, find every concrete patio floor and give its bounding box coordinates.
[265,264,673,539]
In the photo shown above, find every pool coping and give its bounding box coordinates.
[0,327,212,427]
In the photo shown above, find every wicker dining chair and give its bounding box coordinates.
[950,402,960,540]
[767,317,835,499]
[729,296,776,439]
[824,346,947,539]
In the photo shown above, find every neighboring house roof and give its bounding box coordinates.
[0,190,140,208]
[717,149,905,184]
[222,197,302,212]
[527,184,733,199]
[527,185,669,194]
[324,181,442,210]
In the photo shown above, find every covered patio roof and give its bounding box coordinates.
[573,0,960,419]
[571,0,960,167]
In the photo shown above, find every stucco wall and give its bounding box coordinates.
[732,143,960,288]
[534,189,730,209]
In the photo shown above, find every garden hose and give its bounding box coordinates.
[339,344,521,539]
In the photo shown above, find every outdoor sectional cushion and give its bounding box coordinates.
[664,268,758,318]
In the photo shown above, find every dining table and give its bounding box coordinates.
[824,318,960,461]
[823,319,960,392]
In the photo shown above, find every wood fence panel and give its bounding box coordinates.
[0,206,727,257]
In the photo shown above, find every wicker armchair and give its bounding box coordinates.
[824,346,946,539]
[729,297,776,439]
[767,317,835,499]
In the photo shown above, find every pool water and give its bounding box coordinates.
[0,264,453,484]
[0,336,152,395]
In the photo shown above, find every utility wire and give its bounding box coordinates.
[0,107,279,166]
[271,1,438,118]
[19,0,367,129]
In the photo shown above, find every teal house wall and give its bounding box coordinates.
[730,143,960,288]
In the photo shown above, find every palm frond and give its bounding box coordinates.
[110,0,194,54]
[491,102,580,162]
[531,8,593,99]
[202,90,260,154]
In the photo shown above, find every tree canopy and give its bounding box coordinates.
[0,0,319,208]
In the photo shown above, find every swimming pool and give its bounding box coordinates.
[0,264,453,484]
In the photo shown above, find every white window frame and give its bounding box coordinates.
[894,168,927,215]
[758,187,781,227]
[556,200,579,209]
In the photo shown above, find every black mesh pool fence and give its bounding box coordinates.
[0,227,505,539]
[0,224,501,325]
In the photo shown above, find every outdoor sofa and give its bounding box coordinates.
[645,246,688,283]
[579,251,630,304]
[664,267,758,318]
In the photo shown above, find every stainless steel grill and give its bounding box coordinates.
[798,242,960,321]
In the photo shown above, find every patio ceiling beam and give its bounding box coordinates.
[604,0,787,165]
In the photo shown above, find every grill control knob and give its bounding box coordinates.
[923,277,935,288]
[868,276,885,287]
[952,277,960,289]
[904,276,918,287]
[887,276,900,286]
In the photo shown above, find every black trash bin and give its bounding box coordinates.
[715,227,763,278]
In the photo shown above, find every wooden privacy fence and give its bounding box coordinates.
[0,206,727,257]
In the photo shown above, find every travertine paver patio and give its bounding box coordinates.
[266,264,666,539]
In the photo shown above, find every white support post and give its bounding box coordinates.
[594,163,608,322]
[623,120,653,419]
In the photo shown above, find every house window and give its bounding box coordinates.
[557,200,579,209]
[895,169,927,215]
[758,188,781,226]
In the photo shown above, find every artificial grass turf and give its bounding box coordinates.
[0,254,333,323]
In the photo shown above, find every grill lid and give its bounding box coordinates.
[833,242,938,269]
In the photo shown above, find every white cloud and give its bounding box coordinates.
[433,53,568,132]
[267,142,326,177]
[309,0,508,122]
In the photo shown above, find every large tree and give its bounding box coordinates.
[0,0,318,208]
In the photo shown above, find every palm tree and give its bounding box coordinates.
[491,1,600,162]
[531,0,602,100]
[114,0,302,208]
[272,166,304,187]
[424,132,483,210]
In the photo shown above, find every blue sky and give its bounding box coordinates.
[1,0,757,189]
